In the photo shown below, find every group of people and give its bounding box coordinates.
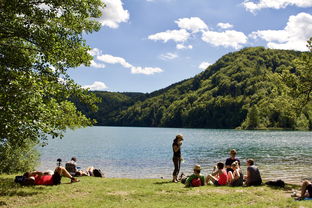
[172,134,312,199]
[17,157,102,186]
[172,134,262,187]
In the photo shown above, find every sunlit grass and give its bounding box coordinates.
[0,175,311,208]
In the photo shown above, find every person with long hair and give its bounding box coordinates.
[172,134,183,182]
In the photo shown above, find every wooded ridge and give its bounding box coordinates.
[78,47,312,130]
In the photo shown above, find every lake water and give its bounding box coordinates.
[38,126,312,184]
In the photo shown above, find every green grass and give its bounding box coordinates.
[0,175,311,208]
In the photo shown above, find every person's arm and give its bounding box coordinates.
[211,169,220,177]
[29,171,43,176]
[185,175,195,187]
[245,168,251,185]
[173,144,180,152]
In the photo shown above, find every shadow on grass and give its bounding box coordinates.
[0,177,44,197]
[154,180,174,185]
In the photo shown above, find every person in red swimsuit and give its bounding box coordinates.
[23,166,79,185]
[206,162,228,186]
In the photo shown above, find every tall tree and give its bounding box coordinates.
[0,0,104,173]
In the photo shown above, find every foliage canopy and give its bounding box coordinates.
[79,46,312,130]
[0,0,104,173]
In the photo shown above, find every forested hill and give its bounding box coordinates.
[80,47,312,130]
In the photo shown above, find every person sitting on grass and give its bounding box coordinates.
[295,180,312,200]
[22,166,79,186]
[183,164,205,187]
[225,149,240,173]
[227,161,243,187]
[206,162,228,186]
[65,157,88,176]
[244,158,262,186]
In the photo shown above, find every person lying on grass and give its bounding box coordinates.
[21,166,79,186]
[183,164,205,187]
[206,162,227,186]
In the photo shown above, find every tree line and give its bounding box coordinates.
[79,46,312,130]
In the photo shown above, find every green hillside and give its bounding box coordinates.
[80,47,312,130]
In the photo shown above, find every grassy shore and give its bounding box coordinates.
[0,175,311,208]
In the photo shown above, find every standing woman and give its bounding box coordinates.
[172,134,183,182]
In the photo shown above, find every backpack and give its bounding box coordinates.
[191,178,202,187]
[93,169,104,177]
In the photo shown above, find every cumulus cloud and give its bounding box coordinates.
[90,60,106,68]
[243,0,312,13]
[160,52,178,60]
[88,48,163,75]
[97,54,132,68]
[98,0,129,28]
[148,29,190,42]
[202,30,248,49]
[83,81,108,91]
[217,22,234,29]
[175,17,208,33]
[131,67,163,75]
[148,17,247,49]
[250,12,312,51]
[198,61,212,70]
[176,44,193,50]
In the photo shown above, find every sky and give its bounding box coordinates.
[68,0,312,93]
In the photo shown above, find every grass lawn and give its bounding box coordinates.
[0,175,311,208]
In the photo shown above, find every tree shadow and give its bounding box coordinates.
[0,177,43,197]
[154,180,174,185]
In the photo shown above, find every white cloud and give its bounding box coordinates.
[176,44,193,50]
[98,0,129,28]
[202,30,248,49]
[175,17,208,33]
[88,48,163,75]
[83,81,108,91]
[217,22,234,29]
[198,61,212,70]
[88,48,102,56]
[250,12,312,51]
[243,0,312,13]
[148,29,190,42]
[160,52,178,60]
[131,67,163,75]
[97,54,132,68]
[90,60,106,68]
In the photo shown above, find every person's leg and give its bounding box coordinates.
[55,166,72,178]
[227,171,234,184]
[206,174,218,185]
[172,157,179,182]
[300,180,312,198]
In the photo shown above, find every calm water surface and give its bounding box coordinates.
[38,126,312,184]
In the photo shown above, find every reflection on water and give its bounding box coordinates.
[38,126,312,184]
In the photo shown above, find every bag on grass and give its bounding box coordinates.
[265,179,285,188]
[93,169,104,177]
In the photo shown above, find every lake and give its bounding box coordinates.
[38,126,312,184]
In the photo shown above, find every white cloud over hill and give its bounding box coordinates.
[83,81,108,91]
[198,61,212,70]
[243,0,312,13]
[202,30,248,49]
[88,48,163,75]
[250,12,312,51]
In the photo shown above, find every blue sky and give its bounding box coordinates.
[68,0,312,93]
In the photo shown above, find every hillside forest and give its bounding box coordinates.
[79,47,312,130]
